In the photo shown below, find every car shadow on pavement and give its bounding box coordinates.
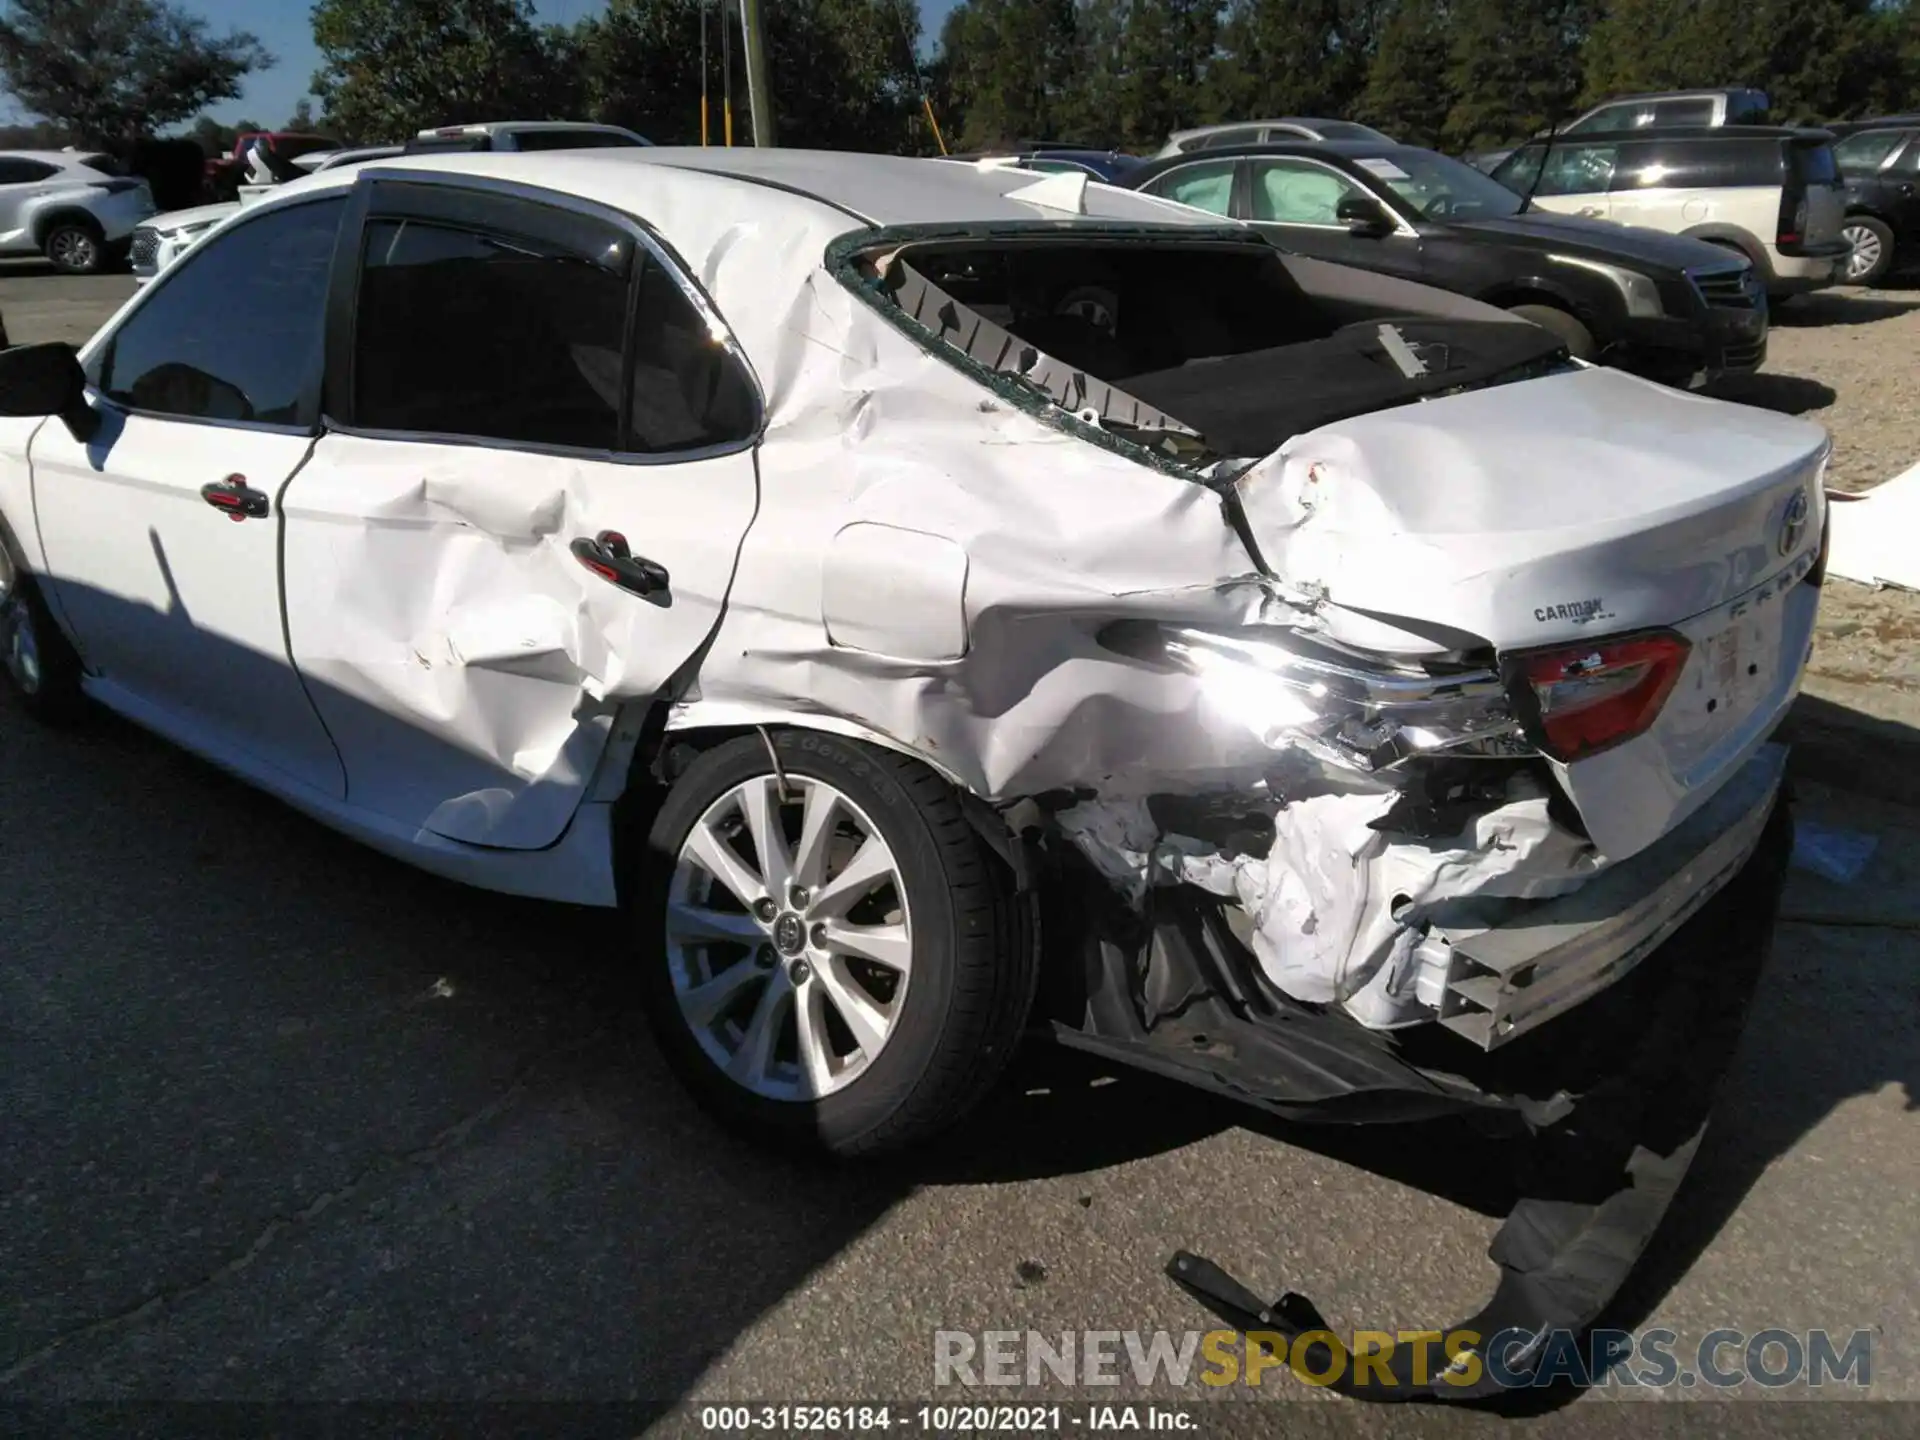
[1772,292,1920,327]
[1705,372,1836,415]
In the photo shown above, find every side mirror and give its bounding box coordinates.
[0,342,99,442]
[1338,194,1394,237]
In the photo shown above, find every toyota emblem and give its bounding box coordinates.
[1779,490,1810,557]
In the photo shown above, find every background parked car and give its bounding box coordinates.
[1828,117,1920,286]
[948,145,1143,184]
[1128,140,1766,386]
[1467,87,1771,174]
[0,150,156,274]
[205,132,339,201]
[131,146,409,285]
[1155,118,1394,157]
[1489,126,1848,299]
[403,121,651,153]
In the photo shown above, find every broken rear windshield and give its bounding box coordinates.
[850,234,1570,464]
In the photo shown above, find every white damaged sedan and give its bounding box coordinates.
[0,149,1827,1393]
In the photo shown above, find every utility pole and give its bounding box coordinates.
[738,0,777,146]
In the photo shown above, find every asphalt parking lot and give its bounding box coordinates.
[3,265,1918,1435]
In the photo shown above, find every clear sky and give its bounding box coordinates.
[177,0,960,128]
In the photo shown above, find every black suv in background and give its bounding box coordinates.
[1829,117,1920,285]
[1488,127,1849,299]
[1127,140,1767,386]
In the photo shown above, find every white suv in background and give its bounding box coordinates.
[0,151,156,274]
[1491,126,1849,298]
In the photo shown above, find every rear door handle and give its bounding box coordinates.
[200,474,268,521]
[571,531,669,597]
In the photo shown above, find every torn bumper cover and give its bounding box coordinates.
[1064,761,1793,1399]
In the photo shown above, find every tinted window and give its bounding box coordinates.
[1649,99,1714,126]
[354,218,627,448]
[1615,137,1782,189]
[1249,158,1368,224]
[1565,103,1639,135]
[354,217,753,453]
[1790,141,1840,185]
[1191,128,1262,151]
[94,197,342,425]
[1835,129,1907,171]
[77,153,120,175]
[1495,143,1617,197]
[0,158,60,184]
[510,130,647,151]
[1149,160,1236,214]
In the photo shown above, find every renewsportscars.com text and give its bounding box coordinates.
[933,1327,1874,1391]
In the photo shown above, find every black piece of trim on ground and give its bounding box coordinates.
[1159,792,1792,1401]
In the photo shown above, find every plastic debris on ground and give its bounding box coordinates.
[1790,819,1880,885]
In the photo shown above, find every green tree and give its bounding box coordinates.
[1579,0,1698,99]
[1217,0,1373,122]
[1114,0,1220,148]
[768,0,923,151]
[579,0,703,144]
[0,0,271,145]
[309,0,557,143]
[938,0,1080,148]
[1357,0,1452,145]
[1442,0,1594,150]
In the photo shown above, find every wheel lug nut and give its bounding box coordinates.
[756,946,776,969]
[810,922,828,949]
[789,959,812,984]
[752,898,777,923]
[790,885,810,908]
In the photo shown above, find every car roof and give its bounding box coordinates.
[1514,125,1827,143]
[413,120,644,137]
[245,148,1238,389]
[1129,139,1439,179]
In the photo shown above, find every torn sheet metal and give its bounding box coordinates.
[1167,793,1791,1400]
[278,433,758,850]
[1060,765,1603,1031]
[1825,459,1920,589]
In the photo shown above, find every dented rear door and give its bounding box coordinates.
[280,176,760,850]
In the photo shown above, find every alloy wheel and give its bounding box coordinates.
[1843,224,1882,283]
[666,773,913,1102]
[48,229,97,273]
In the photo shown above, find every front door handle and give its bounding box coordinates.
[1577,205,1605,218]
[570,531,669,596]
[200,474,268,521]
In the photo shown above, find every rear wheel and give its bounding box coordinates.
[42,220,105,275]
[635,731,1035,1157]
[1842,217,1895,287]
[1507,303,1595,361]
[0,554,85,723]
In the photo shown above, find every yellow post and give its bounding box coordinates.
[724,99,734,146]
[922,96,948,155]
[701,95,710,146]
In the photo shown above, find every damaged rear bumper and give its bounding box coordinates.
[1135,778,1793,1399]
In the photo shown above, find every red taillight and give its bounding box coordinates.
[1516,632,1691,762]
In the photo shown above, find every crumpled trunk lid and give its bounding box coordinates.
[1233,365,1828,857]
[1233,365,1828,651]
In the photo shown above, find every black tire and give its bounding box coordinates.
[1507,303,1595,361]
[42,219,106,275]
[1841,216,1896,287]
[634,730,1036,1157]
[0,556,86,723]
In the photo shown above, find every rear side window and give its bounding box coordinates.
[1790,142,1840,186]
[1148,160,1236,215]
[353,218,627,449]
[0,158,60,184]
[1648,99,1714,127]
[1835,130,1907,171]
[352,216,754,453]
[95,197,343,425]
[77,153,120,175]
[1497,143,1617,197]
[1192,128,1262,151]
[510,130,647,151]
[1615,138,1783,190]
